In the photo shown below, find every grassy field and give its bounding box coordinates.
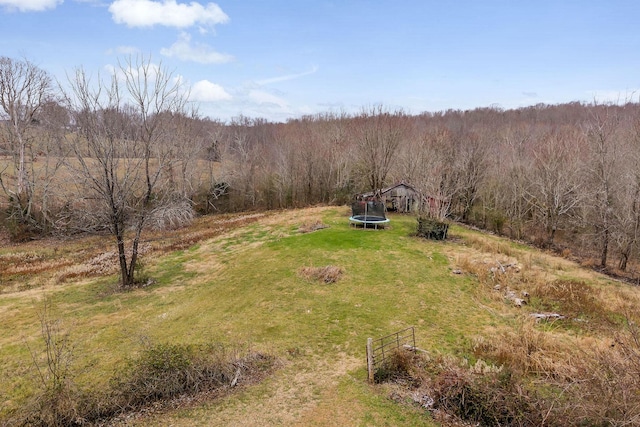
[1,206,637,425]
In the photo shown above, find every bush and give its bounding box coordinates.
[376,350,546,426]
[416,217,449,240]
[431,365,545,426]
[374,348,421,384]
[11,299,80,427]
[10,340,276,426]
[99,343,276,419]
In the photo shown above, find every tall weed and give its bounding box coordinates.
[18,299,80,427]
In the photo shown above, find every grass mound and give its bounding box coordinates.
[298,220,329,234]
[298,265,344,284]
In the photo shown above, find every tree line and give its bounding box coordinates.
[2,55,640,285]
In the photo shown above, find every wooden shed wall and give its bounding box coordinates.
[382,186,419,213]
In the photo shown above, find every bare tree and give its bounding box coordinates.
[409,127,456,220]
[197,119,229,213]
[226,117,259,209]
[584,104,621,269]
[353,106,406,193]
[453,129,489,222]
[63,56,194,288]
[525,128,584,246]
[317,112,354,203]
[491,124,534,239]
[613,115,640,271]
[0,56,56,229]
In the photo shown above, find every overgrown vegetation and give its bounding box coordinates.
[415,217,449,240]
[21,299,78,427]
[380,317,640,426]
[14,336,276,426]
[99,343,276,423]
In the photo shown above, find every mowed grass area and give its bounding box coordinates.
[1,206,636,425]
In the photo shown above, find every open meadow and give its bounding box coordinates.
[1,206,639,426]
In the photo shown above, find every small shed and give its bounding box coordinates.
[359,182,420,213]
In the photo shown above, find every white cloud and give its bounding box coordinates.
[248,90,288,109]
[0,0,61,12]
[160,32,232,63]
[109,0,229,29]
[191,80,231,102]
[256,66,319,85]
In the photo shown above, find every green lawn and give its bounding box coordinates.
[1,206,630,426]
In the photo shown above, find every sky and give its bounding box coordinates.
[1,0,640,122]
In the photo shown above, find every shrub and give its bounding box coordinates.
[374,348,422,384]
[376,350,547,426]
[10,340,276,426]
[431,364,545,427]
[102,343,276,418]
[13,299,80,427]
[415,217,449,240]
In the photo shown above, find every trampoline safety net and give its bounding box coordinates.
[351,200,387,221]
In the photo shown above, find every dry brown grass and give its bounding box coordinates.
[56,244,152,283]
[0,212,269,292]
[298,220,329,234]
[459,232,519,258]
[422,226,640,424]
[298,265,344,284]
[380,319,640,426]
[472,320,586,378]
[528,280,621,330]
[132,353,362,427]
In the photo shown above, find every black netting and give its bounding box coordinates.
[351,201,387,221]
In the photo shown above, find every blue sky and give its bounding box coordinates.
[1,0,639,122]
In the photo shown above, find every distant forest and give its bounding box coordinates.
[3,56,640,281]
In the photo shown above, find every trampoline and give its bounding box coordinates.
[349,200,390,229]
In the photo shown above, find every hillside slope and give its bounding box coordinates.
[1,206,638,426]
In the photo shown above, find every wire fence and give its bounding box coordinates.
[366,326,416,382]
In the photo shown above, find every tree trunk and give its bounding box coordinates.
[116,232,130,288]
[600,228,609,269]
[619,251,629,271]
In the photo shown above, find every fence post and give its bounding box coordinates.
[411,327,416,350]
[366,337,374,383]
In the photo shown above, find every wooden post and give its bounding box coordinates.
[411,327,416,350]
[366,337,374,383]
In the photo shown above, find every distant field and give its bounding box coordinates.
[0,155,223,204]
[0,206,637,425]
